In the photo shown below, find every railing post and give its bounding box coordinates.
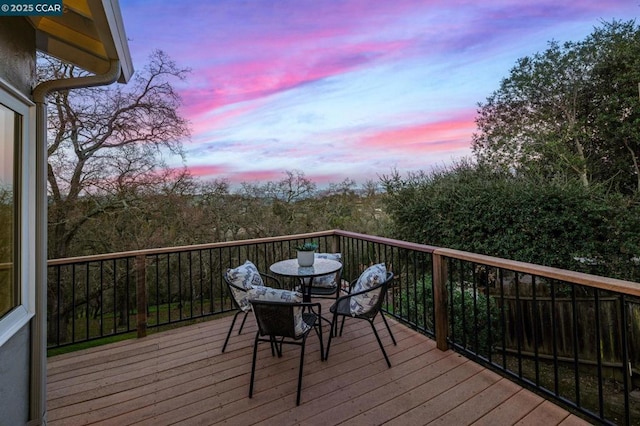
[433,252,449,351]
[136,255,147,338]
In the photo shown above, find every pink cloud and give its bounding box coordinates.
[178,34,417,125]
[187,103,261,135]
[120,0,638,186]
[180,164,231,178]
[170,164,285,185]
[358,112,476,153]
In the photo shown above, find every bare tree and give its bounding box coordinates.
[41,50,191,258]
[40,50,191,340]
[82,167,199,253]
[259,170,317,203]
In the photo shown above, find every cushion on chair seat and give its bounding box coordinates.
[305,253,341,288]
[315,253,341,261]
[225,260,264,312]
[349,263,386,316]
[330,297,351,316]
[247,286,310,336]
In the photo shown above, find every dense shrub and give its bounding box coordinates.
[382,163,640,281]
[399,276,501,356]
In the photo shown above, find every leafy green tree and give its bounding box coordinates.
[588,21,640,193]
[473,20,640,194]
[381,163,640,281]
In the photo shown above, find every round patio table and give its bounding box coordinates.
[269,258,342,302]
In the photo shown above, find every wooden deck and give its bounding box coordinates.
[47,305,591,425]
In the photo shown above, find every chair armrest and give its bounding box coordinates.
[260,272,283,288]
[340,278,358,295]
[224,271,282,291]
[248,300,322,319]
[248,300,320,308]
[302,302,322,315]
[337,279,351,295]
[335,281,385,304]
[225,279,247,294]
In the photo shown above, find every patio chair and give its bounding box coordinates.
[221,260,281,353]
[325,265,396,367]
[248,286,324,406]
[306,252,346,300]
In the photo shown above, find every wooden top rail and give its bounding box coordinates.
[434,247,640,298]
[46,229,640,297]
[46,230,340,266]
[46,230,436,266]
[333,230,439,253]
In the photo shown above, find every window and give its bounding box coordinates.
[0,78,33,345]
[0,102,19,319]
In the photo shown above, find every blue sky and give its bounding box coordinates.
[119,1,639,186]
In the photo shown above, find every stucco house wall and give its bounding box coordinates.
[0,17,35,94]
[0,326,30,424]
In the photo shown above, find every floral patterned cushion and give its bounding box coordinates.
[308,253,341,288]
[349,263,387,316]
[247,286,310,336]
[225,260,265,312]
[316,253,341,261]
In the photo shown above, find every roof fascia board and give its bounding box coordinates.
[91,0,133,82]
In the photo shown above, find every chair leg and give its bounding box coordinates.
[379,312,397,345]
[339,316,346,336]
[222,310,244,353]
[237,310,249,334]
[315,318,324,361]
[296,335,307,406]
[325,312,337,360]
[370,320,392,368]
[331,315,338,337]
[249,332,260,398]
[269,336,277,357]
[276,337,284,357]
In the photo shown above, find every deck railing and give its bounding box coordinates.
[46,230,640,425]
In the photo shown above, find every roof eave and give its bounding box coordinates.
[28,0,133,83]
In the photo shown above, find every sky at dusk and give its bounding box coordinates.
[119,1,639,187]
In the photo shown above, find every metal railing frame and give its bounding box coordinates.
[46,230,640,424]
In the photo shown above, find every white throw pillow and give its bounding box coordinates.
[307,253,341,288]
[349,263,387,316]
[225,260,264,312]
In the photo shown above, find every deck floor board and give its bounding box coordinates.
[47,303,591,426]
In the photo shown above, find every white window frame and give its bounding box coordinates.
[0,77,35,347]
